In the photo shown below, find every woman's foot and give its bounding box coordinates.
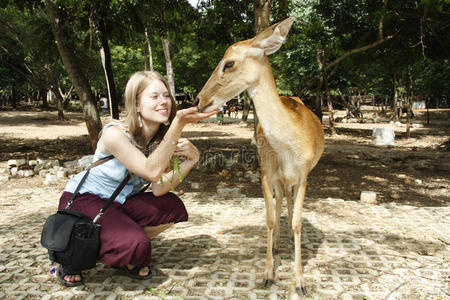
[122,264,152,280]
[127,264,150,277]
[56,265,83,287]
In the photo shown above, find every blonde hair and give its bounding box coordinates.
[124,70,177,153]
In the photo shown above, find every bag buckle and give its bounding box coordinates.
[92,212,103,223]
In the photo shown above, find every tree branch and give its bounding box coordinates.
[424,21,450,58]
[329,34,395,71]
[299,33,397,97]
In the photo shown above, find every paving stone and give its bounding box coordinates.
[0,185,448,299]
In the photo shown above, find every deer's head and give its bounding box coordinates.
[195,18,294,113]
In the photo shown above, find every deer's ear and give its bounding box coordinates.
[251,18,294,55]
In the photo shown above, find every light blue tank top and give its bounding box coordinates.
[64,122,150,204]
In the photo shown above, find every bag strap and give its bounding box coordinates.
[65,155,115,209]
[88,155,115,169]
[92,172,131,223]
[65,133,157,223]
[65,155,132,223]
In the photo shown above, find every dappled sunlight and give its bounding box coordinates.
[362,175,388,183]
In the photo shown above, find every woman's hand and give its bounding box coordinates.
[174,107,219,126]
[173,138,200,163]
[151,138,200,196]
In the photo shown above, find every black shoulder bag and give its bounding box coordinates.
[40,156,131,271]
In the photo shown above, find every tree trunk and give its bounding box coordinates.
[254,0,272,34]
[356,92,363,119]
[246,91,259,140]
[324,71,337,136]
[392,73,399,121]
[63,97,70,109]
[145,27,154,71]
[252,0,272,139]
[278,0,289,20]
[405,67,413,138]
[317,48,336,135]
[337,88,360,119]
[241,92,250,122]
[11,84,17,108]
[42,89,49,108]
[161,32,175,96]
[51,86,66,121]
[45,0,102,151]
[315,76,323,122]
[59,85,73,110]
[98,16,119,119]
[316,48,328,125]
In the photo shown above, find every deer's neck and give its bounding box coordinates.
[248,62,289,139]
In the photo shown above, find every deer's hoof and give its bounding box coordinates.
[263,278,274,288]
[296,286,308,296]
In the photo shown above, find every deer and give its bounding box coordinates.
[228,105,239,118]
[194,18,325,295]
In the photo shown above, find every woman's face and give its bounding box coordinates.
[137,79,172,125]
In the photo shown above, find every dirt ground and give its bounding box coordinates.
[0,106,449,299]
[0,106,449,207]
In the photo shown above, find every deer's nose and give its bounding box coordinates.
[193,97,199,108]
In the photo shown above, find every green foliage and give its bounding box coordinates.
[108,44,147,96]
[0,0,448,108]
[414,59,450,98]
[0,2,69,97]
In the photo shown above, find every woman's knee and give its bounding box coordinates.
[123,191,188,225]
[165,192,188,222]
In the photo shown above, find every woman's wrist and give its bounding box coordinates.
[163,118,184,145]
[172,114,187,128]
[170,115,186,134]
[162,137,178,145]
[185,156,199,165]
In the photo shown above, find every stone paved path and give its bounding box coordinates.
[0,184,449,299]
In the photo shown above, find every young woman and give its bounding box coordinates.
[57,71,218,286]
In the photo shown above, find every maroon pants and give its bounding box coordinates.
[59,191,188,267]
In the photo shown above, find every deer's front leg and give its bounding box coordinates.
[292,180,308,296]
[261,174,275,287]
[273,182,284,252]
[285,185,294,238]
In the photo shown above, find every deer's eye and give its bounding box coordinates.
[223,61,234,71]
